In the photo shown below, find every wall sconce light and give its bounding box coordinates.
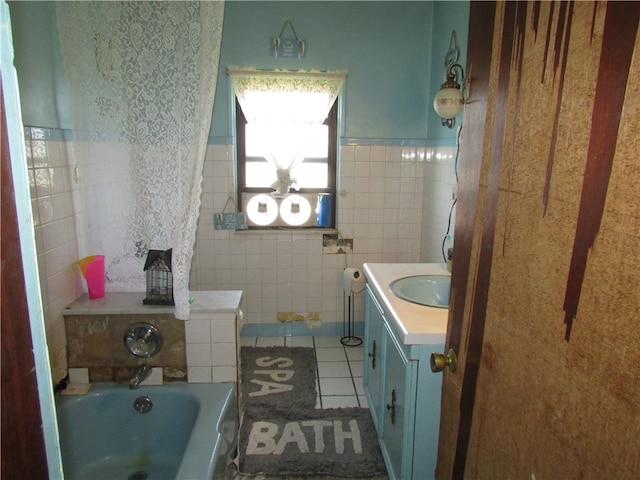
[433,63,465,129]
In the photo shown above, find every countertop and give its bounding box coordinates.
[363,263,449,345]
[62,290,243,316]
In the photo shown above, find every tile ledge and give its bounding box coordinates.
[62,291,243,316]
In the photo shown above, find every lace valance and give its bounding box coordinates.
[227,66,347,124]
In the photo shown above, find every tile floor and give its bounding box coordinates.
[239,335,368,409]
[233,335,389,480]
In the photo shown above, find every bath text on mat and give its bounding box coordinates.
[247,419,363,455]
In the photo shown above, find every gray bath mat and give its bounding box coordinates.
[240,346,317,409]
[238,406,387,477]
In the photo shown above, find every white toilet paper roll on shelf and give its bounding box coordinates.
[343,267,366,293]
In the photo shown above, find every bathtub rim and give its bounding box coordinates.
[55,381,238,480]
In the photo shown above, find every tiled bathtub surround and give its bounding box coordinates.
[25,127,84,382]
[62,291,242,384]
[185,312,239,383]
[64,313,187,383]
[26,126,457,382]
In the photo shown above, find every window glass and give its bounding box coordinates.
[236,96,337,229]
[244,123,329,189]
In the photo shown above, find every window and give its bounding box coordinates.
[236,98,337,228]
[229,67,345,229]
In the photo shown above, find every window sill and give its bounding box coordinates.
[233,227,338,235]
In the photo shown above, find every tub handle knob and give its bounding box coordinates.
[124,323,163,358]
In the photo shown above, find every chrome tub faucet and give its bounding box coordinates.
[129,364,152,390]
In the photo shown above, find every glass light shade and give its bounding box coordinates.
[433,87,464,119]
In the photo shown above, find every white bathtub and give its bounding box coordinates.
[56,383,237,479]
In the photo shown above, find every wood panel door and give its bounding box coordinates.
[436,2,640,478]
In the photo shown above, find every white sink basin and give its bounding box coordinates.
[389,275,451,308]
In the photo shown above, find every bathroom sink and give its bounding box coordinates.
[389,275,451,308]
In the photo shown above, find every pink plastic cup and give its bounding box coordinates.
[80,255,105,299]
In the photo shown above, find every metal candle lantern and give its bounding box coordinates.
[143,248,174,305]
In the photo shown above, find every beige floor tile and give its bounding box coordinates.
[321,395,361,408]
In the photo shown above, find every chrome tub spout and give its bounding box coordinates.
[129,365,152,390]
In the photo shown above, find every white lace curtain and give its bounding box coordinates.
[57,1,224,319]
[228,67,346,195]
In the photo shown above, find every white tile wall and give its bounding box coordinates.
[29,129,457,382]
[185,312,238,383]
[421,146,458,262]
[191,143,457,331]
[26,128,84,382]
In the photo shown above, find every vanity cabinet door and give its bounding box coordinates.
[381,322,416,480]
[364,287,385,430]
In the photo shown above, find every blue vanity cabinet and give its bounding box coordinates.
[380,321,416,479]
[364,285,444,480]
[364,287,385,428]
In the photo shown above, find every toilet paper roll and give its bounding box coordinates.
[343,267,366,294]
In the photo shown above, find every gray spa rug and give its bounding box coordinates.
[240,346,318,409]
[238,406,387,477]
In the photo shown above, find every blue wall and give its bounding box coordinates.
[8,1,70,130]
[427,0,470,142]
[9,1,469,144]
[211,1,433,142]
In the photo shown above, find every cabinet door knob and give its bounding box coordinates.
[430,348,458,373]
[368,340,376,369]
[386,389,396,424]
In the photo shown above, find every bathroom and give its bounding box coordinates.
[5,2,640,478]
[7,0,466,382]
[3,0,466,477]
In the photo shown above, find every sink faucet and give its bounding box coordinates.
[129,365,152,390]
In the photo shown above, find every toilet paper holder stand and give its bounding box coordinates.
[341,289,362,347]
[341,268,365,347]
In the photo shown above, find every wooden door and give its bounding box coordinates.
[1,82,50,479]
[436,2,640,478]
